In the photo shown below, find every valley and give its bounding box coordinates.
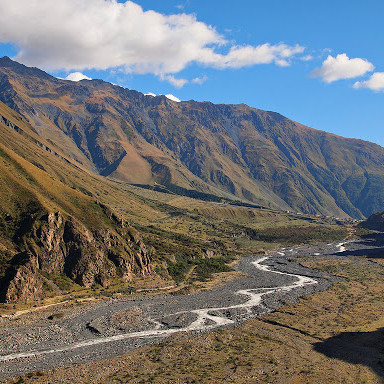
[1,235,384,383]
[0,57,383,383]
[0,241,347,379]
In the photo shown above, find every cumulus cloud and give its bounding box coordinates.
[199,43,304,69]
[354,72,384,92]
[161,74,188,88]
[192,76,208,84]
[311,53,374,83]
[0,0,305,87]
[64,72,92,81]
[165,94,181,102]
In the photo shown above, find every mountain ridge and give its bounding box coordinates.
[0,57,384,218]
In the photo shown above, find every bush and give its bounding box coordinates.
[167,254,233,283]
[194,257,233,281]
[167,259,191,283]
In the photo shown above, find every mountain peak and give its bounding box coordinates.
[0,57,54,80]
[0,56,19,67]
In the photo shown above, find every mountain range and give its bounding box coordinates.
[0,56,384,221]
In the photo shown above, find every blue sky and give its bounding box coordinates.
[0,0,383,145]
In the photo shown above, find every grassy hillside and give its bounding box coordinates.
[0,108,157,302]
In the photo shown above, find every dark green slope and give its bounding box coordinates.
[359,211,384,231]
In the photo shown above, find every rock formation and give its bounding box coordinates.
[1,209,152,303]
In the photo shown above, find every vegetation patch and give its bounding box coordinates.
[194,257,233,281]
[40,272,80,292]
[167,257,192,283]
[167,254,233,283]
[250,225,348,244]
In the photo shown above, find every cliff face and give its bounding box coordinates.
[3,252,44,304]
[1,210,152,303]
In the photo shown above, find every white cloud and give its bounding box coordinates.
[275,59,290,67]
[192,76,208,84]
[161,74,188,88]
[144,92,157,97]
[64,72,92,81]
[0,0,305,85]
[199,43,304,69]
[300,55,313,61]
[311,53,374,83]
[165,94,181,102]
[354,72,384,92]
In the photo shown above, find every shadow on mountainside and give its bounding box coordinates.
[314,328,384,379]
[335,246,384,258]
[333,233,384,258]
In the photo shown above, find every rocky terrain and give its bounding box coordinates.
[0,57,384,218]
[0,100,155,304]
[1,209,152,304]
[0,239,367,380]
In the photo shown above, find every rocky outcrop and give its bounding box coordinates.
[3,252,44,303]
[1,209,153,303]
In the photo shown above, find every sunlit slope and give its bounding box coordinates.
[0,101,263,304]
[0,57,273,207]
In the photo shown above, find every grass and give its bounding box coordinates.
[40,272,80,292]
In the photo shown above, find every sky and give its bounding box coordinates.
[0,0,383,145]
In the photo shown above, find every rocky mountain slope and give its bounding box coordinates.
[0,57,383,219]
[0,101,153,303]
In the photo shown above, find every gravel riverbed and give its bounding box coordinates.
[0,239,372,379]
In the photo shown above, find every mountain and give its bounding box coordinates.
[0,100,156,303]
[0,95,243,304]
[0,57,384,218]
